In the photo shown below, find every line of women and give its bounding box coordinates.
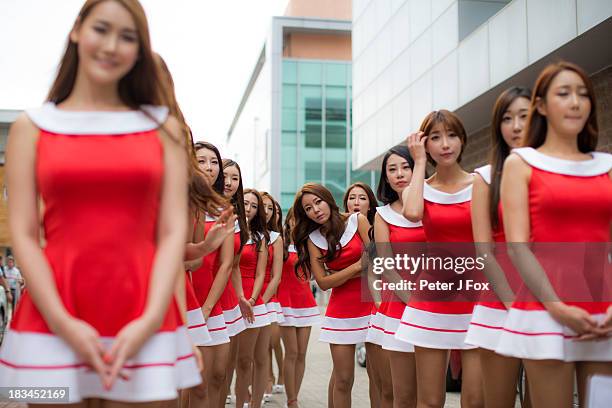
[0,1,321,408]
[289,60,612,408]
[0,1,610,408]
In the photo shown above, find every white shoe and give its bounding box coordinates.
[272,384,285,394]
[263,393,272,402]
[243,403,249,408]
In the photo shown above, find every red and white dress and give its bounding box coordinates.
[310,213,373,344]
[262,231,285,323]
[191,215,230,345]
[0,104,201,402]
[366,204,426,352]
[495,147,612,361]
[240,234,272,328]
[277,244,321,327]
[464,165,519,350]
[185,273,212,345]
[395,182,476,349]
[218,222,246,337]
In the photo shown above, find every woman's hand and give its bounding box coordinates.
[105,317,158,388]
[203,209,237,252]
[239,295,255,324]
[200,304,212,320]
[192,342,204,372]
[406,131,428,164]
[548,303,600,340]
[56,316,109,387]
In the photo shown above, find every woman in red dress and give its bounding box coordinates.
[293,183,372,408]
[496,62,612,407]
[373,146,426,408]
[464,86,531,408]
[192,141,236,407]
[235,189,272,408]
[220,158,253,405]
[0,0,201,404]
[344,182,390,408]
[261,193,285,399]
[278,208,321,407]
[397,110,483,408]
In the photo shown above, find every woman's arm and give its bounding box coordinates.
[471,174,515,308]
[250,244,269,302]
[402,132,428,222]
[201,233,234,319]
[374,213,410,304]
[308,240,360,291]
[184,209,236,261]
[261,237,284,303]
[231,254,254,323]
[175,268,188,324]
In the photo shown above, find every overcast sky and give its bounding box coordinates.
[0,0,289,149]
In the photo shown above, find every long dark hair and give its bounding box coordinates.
[194,142,225,195]
[489,86,532,230]
[293,183,346,279]
[343,182,377,225]
[283,207,294,262]
[48,0,161,109]
[377,146,415,204]
[261,192,280,232]
[243,189,270,251]
[223,159,248,251]
[526,61,598,153]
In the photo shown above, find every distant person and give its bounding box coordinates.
[5,257,23,311]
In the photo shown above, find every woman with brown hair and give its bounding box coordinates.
[464,86,532,408]
[260,193,286,400]
[191,141,236,407]
[293,183,372,408]
[278,208,321,407]
[220,158,253,406]
[0,0,201,404]
[496,61,612,407]
[343,182,389,408]
[396,110,483,408]
[235,188,272,408]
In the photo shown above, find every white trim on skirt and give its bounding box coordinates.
[186,308,212,346]
[395,306,476,350]
[319,315,371,345]
[279,306,321,327]
[495,308,612,362]
[0,327,201,403]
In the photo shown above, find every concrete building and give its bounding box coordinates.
[227,0,377,210]
[352,0,612,172]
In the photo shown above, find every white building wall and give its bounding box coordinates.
[352,0,612,169]
[226,56,273,191]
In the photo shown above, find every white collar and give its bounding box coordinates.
[25,102,168,135]
[288,244,296,253]
[423,182,472,204]
[308,213,358,250]
[268,231,281,245]
[234,220,240,233]
[474,164,491,185]
[512,147,612,176]
[246,231,264,245]
[376,204,422,227]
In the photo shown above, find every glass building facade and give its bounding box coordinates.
[280,59,377,211]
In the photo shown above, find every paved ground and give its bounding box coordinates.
[257,323,462,408]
